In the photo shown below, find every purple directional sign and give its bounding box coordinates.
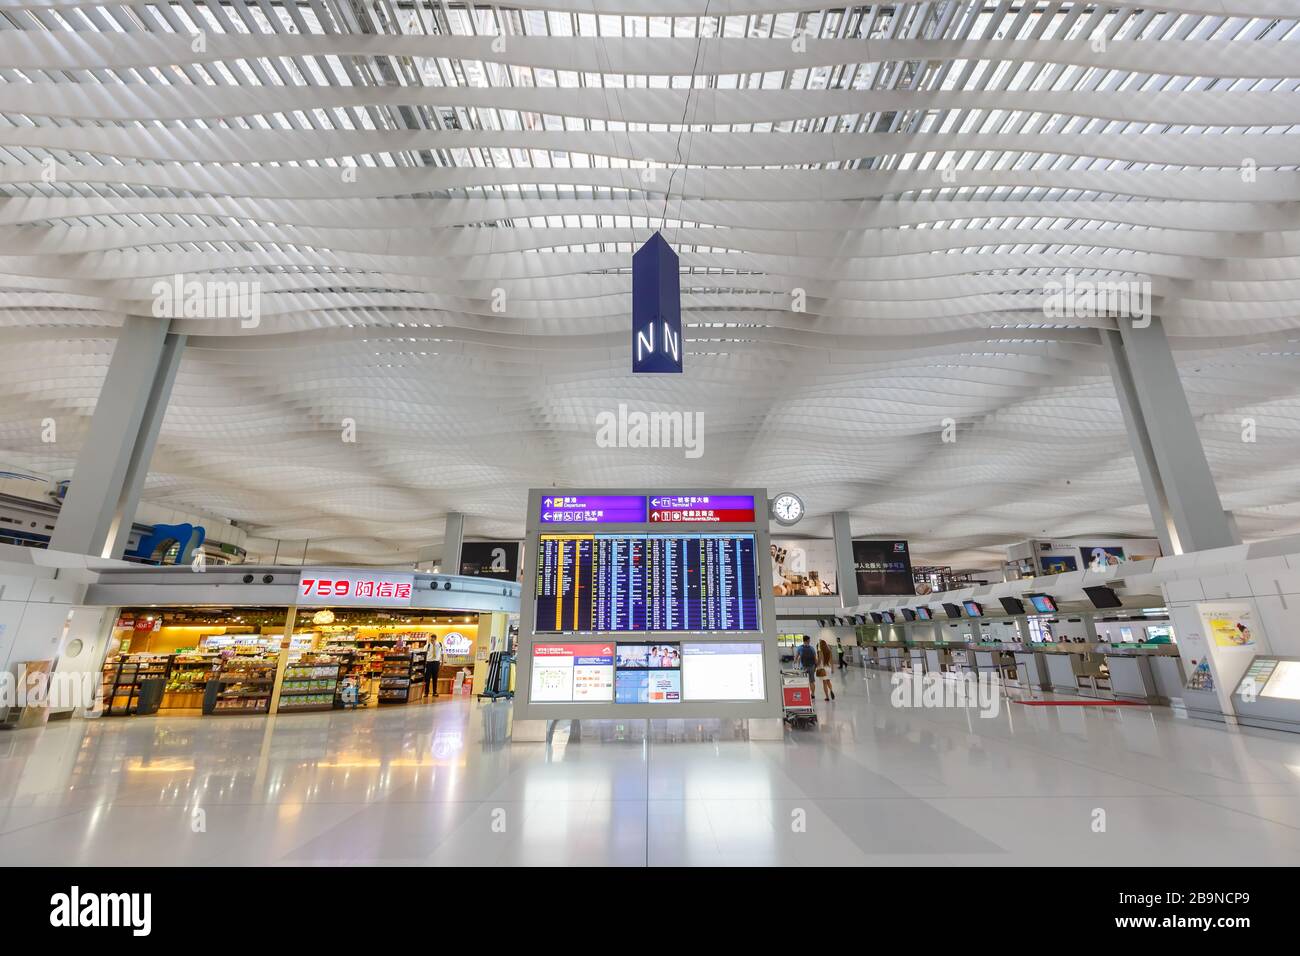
[648,494,756,523]
[539,494,648,524]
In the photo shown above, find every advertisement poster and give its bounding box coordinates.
[614,642,681,703]
[852,540,915,596]
[771,538,837,596]
[681,643,764,701]
[529,643,614,702]
[459,541,520,581]
[1081,545,1125,570]
[1198,603,1256,648]
[1039,555,1078,574]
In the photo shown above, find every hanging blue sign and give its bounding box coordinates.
[631,232,683,373]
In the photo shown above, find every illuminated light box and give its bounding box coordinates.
[614,641,681,703]
[681,642,765,701]
[529,643,615,703]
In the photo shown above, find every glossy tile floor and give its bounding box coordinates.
[3,668,1300,866]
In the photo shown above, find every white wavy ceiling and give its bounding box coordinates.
[0,0,1298,569]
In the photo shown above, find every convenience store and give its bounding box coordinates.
[79,566,519,720]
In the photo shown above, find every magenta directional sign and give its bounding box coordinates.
[539,494,648,524]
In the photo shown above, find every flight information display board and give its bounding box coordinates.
[534,533,760,633]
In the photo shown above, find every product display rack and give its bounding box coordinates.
[162,655,221,711]
[377,653,422,703]
[278,658,342,713]
[101,655,173,716]
[207,658,276,715]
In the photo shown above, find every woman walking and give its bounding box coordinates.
[817,638,836,701]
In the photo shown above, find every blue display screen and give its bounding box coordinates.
[534,533,760,633]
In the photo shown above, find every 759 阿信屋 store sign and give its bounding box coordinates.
[298,570,416,606]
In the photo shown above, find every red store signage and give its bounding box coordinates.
[297,570,415,606]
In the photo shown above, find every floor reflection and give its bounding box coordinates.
[2,671,1300,865]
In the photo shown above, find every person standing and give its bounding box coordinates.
[817,638,836,701]
[424,635,443,697]
[836,638,847,671]
[796,635,818,690]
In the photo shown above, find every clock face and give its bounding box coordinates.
[772,493,803,525]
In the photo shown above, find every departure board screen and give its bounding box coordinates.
[534,533,760,633]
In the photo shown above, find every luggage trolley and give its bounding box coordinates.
[781,668,818,729]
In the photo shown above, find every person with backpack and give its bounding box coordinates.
[796,635,818,690]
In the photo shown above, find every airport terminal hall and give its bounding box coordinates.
[1,0,1299,900]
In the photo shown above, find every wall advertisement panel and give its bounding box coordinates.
[770,537,837,596]
[852,540,915,596]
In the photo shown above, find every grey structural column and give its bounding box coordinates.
[442,512,464,575]
[1106,319,1239,554]
[830,511,859,608]
[1101,329,1178,555]
[50,316,183,558]
[105,331,186,559]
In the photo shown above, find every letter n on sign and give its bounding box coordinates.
[632,231,683,373]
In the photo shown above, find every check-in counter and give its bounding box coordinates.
[880,645,907,671]
[1013,648,1052,691]
[1040,646,1086,695]
[948,647,976,676]
[972,645,1016,682]
[1098,644,1182,704]
[1039,645,1112,698]
[910,647,927,673]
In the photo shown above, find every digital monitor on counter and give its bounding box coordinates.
[942,603,963,619]
[879,610,895,624]
[869,612,883,624]
[899,608,917,622]
[1083,585,1124,609]
[914,606,932,621]
[998,597,1026,615]
[1026,593,1058,614]
[962,600,983,617]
